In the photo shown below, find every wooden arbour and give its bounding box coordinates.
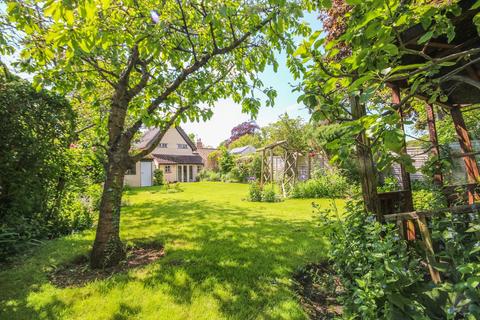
[257,140,301,197]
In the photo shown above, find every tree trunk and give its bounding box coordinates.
[90,153,127,268]
[90,94,132,268]
[350,95,381,220]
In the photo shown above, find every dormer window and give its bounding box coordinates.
[177,144,188,149]
[159,143,168,148]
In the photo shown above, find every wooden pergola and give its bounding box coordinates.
[389,0,480,198]
[361,0,480,284]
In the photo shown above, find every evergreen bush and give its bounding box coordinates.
[153,169,165,186]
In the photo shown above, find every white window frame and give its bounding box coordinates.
[177,144,188,149]
[159,143,168,148]
[165,165,171,173]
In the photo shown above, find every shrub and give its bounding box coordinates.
[230,163,248,182]
[218,147,235,174]
[377,175,400,192]
[410,180,448,211]
[316,200,425,318]
[290,169,350,198]
[247,182,262,202]
[222,171,239,183]
[198,169,222,182]
[0,74,98,261]
[315,199,480,319]
[428,214,480,319]
[413,189,447,211]
[261,186,281,202]
[247,183,281,202]
[233,154,262,182]
[153,169,165,186]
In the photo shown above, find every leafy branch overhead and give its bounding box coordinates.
[293,0,480,171]
[6,0,308,146]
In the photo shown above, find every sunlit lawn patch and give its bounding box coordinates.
[0,182,344,320]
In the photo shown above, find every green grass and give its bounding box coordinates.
[0,182,344,320]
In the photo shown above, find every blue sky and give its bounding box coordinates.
[183,12,322,147]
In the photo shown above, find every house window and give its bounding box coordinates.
[177,144,188,149]
[165,165,171,173]
[126,163,136,175]
[197,166,202,172]
[159,143,168,148]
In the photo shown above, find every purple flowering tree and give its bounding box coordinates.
[228,121,260,145]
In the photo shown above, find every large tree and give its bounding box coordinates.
[262,113,309,152]
[4,0,311,267]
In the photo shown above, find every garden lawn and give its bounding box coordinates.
[0,182,344,320]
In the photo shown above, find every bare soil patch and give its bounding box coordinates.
[49,242,164,288]
[293,262,343,319]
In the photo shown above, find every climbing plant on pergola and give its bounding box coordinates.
[295,0,480,284]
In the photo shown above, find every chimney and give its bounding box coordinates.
[196,138,203,149]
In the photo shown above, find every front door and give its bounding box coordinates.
[140,161,152,187]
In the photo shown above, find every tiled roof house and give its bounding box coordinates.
[124,127,205,187]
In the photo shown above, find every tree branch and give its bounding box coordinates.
[81,57,118,88]
[127,59,150,99]
[446,75,480,91]
[117,44,140,93]
[228,16,237,42]
[176,0,197,61]
[123,11,277,141]
[130,65,234,161]
[388,48,480,82]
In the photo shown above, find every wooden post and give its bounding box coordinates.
[417,215,442,284]
[307,154,312,180]
[425,103,443,186]
[350,95,381,220]
[270,149,274,184]
[450,106,480,203]
[260,149,265,187]
[391,86,415,239]
[396,218,405,240]
[391,86,414,206]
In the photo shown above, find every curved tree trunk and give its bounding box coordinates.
[90,154,127,268]
[349,94,381,220]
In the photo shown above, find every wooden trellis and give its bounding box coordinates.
[282,150,298,196]
[260,148,274,185]
[257,140,301,197]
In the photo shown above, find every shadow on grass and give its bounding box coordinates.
[123,199,329,319]
[1,195,330,319]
